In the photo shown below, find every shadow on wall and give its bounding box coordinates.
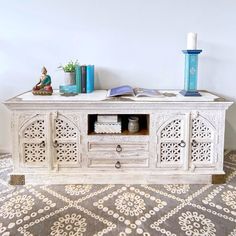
[199,42,235,149]
[95,67,117,90]
[199,41,233,91]
[210,91,235,149]
[225,102,236,149]
[95,67,133,90]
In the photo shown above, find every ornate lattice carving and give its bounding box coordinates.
[160,143,181,162]
[191,142,212,162]
[194,112,218,129]
[24,120,45,138]
[55,118,77,139]
[192,118,212,139]
[56,143,78,162]
[156,114,173,129]
[161,119,182,139]
[63,114,80,127]
[19,114,37,128]
[24,143,46,163]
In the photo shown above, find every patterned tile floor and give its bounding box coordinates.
[0,151,236,236]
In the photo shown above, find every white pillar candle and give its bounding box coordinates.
[187,32,197,50]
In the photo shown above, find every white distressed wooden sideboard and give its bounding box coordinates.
[4,90,233,184]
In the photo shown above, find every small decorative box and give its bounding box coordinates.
[97,115,118,123]
[94,120,121,134]
[59,85,78,95]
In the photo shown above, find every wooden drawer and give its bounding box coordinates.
[88,142,149,152]
[88,142,149,159]
[87,152,149,159]
[88,158,149,168]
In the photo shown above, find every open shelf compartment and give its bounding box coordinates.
[88,114,149,135]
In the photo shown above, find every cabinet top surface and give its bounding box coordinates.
[4,90,233,109]
[5,90,222,102]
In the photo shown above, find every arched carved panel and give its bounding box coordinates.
[157,116,186,166]
[53,114,81,165]
[191,115,215,163]
[19,115,47,165]
[19,113,38,128]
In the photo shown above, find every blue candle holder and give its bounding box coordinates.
[180,49,202,96]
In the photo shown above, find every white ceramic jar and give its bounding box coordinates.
[128,116,139,133]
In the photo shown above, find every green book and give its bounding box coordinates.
[75,65,81,93]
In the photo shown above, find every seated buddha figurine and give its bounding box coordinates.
[32,67,53,95]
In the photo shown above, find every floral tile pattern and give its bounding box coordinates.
[0,151,236,236]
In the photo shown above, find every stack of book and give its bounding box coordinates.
[76,65,95,93]
[94,115,122,134]
[59,65,94,95]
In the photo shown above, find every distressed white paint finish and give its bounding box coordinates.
[17,90,219,102]
[4,90,232,184]
[19,172,213,185]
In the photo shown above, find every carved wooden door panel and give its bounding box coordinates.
[52,113,81,169]
[19,114,48,168]
[156,114,187,169]
[189,113,217,169]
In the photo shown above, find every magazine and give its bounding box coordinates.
[107,85,163,98]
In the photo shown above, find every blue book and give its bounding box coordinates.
[86,65,94,93]
[75,65,81,93]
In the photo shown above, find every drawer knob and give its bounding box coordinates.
[179,140,186,148]
[53,140,59,148]
[115,161,121,169]
[39,141,45,148]
[116,145,122,153]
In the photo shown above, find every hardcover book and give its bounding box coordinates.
[75,65,81,93]
[81,65,87,93]
[107,85,163,98]
[86,65,94,93]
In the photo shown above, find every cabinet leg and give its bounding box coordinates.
[10,175,25,185]
[212,174,225,184]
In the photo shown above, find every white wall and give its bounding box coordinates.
[0,0,235,152]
